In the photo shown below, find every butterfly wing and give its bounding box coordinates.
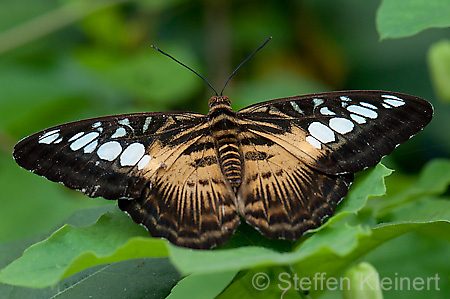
[236,90,432,240]
[13,112,208,200]
[238,90,433,174]
[119,135,240,249]
[237,130,353,240]
[14,112,239,249]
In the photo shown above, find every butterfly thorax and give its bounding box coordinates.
[208,96,242,189]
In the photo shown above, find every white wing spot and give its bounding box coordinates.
[381,94,404,101]
[313,98,324,110]
[92,122,101,128]
[137,154,152,170]
[360,102,378,110]
[68,132,85,142]
[340,96,351,102]
[70,132,99,151]
[320,107,335,116]
[53,137,63,144]
[118,118,130,126]
[384,99,405,107]
[118,118,135,132]
[83,139,98,153]
[308,122,335,143]
[329,117,354,134]
[382,103,391,109]
[306,136,321,149]
[290,101,303,114]
[142,116,152,133]
[111,127,127,138]
[38,129,60,144]
[381,95,405,107]
[97,141,122,161]
[38,134,59,144]
[347,105,378,119]
[39,129,60,139]
[350,113,366,124]
[120,143,146,166]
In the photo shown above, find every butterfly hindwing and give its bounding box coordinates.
[13,112,207,200]
[237,131,353,240]
[238,90,433,174]
[119,135,240,249]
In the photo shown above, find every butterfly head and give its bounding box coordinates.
[208,95,231,108]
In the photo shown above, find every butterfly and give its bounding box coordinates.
[13,39,433,249]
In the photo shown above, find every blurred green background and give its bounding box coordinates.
[0,0,449,298]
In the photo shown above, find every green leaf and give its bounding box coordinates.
[0,209,169,288]
[384,197,450,226]
[167,270,238,299]
[376,159,450,217]
[0,258,180,299]
[428,40,450,103]
[217,221,449,298]
[376,0,450,39]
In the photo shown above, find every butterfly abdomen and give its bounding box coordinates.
[216,132,242,188]
[208,96,242,189]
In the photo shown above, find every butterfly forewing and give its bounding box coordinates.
[14,111,207,200]
[238,90,433,174]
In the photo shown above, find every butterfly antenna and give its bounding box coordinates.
[220,36,272,96]
[151,45,218,96]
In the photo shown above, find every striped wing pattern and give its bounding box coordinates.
[233,91,432,240]
[238,91,433,175]
[14,112,207,201]
[118,135,240,249]
[13,90,433,249]
[237,131,353,240]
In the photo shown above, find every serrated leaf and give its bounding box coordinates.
[377,159,450,217]
[376,0,450,39]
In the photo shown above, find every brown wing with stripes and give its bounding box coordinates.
[237,131,353,240]
[13,112,208,201]
[238,91,433,175]
[119,134,240,249]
